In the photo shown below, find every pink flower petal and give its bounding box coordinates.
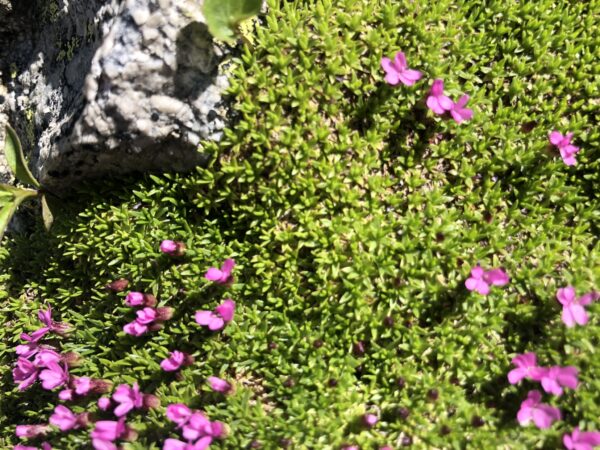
[215,299,235,323]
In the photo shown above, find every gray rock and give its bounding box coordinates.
[1,0,231,190]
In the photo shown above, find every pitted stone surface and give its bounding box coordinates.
[2,0,231,190]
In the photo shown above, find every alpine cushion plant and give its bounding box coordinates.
[2,0,600,448]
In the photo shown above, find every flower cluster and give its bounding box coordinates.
[381,51,472,124]
[506,284,599,444]
[164,404,225,450]
[382,50,584,165]
[123,304,174,337]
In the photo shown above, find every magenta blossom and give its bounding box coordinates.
[91,418,127,450]
[536,366,578,396]
[13,357,39,391]
[15,424,50,438]
[38,362,69,390]
[167,404,193,425]
[557,286,598,328]
[38,308,70,336]
[14,444,52,450]
[124,306,173,336]
[163,437,213,450]
[549,131,580,166]
[465,266,509,295]
[16,332,51,358]
[112,383,144,417]
[161,351,193,372]
[204,258,235,284]
[49,405,88,431]
[450,95,474,124]
[125,292,156,308]
[33,349,62,368]
[362,413,378,428]
[517,390,561,429]
[98,397,112,411]
[508,352,543,384]
[426,79,453,115]
[563,427,600,450]
[207,376,232,394]
[160,240,186,257]
[195,299,235,331]
[381,51,422,86]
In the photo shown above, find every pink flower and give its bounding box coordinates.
[125,292,145,307]
[112,383,144,417]
[549,131,580,166]
[450,95,473,124]
[362,413,378,428]
[59,389,74,401]
[207,376,232,393]
[13,357,39,390]
[182,412,213,441]
[160,240,186,257]
[15,424,50,438]
[136,307,157,324]
[16,332,50,358]
[98,397,112,411]
[380,447,393,450]
[38,362,69,390]
[49,405,86,431]
[563,427,600,450]
[167,403,193,425]
[381,51,422,86]
[123,320,148,336]
[557,286,598,328]
[204,258,235,284]
[426,79,453,115]
[33,349,62,368]
[14,445,52,450]
[161,351,192,372]
[38,308,70,336]
[536,366,578,396]
[195,299,235,331]
[465,266,509,295]
[91,418,127,450]
[517,390,561,429]
[74,377,92,395]
[163,437,213,450]
[508,352,542,384]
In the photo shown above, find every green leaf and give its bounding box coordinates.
[4,125,40,188]
[0,184,38,242]
[41,194,54,231]
[0,199,17,242]
[203,0,261,43]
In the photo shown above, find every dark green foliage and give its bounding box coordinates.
[1,0,599,448]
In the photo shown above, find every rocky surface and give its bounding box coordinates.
[1,0,231,190]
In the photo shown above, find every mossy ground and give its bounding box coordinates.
[1,0,599,448]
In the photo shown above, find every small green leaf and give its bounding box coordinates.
[0,184,38,242]
[203,0,261,43]
[4,125,40,188]
[41,194,54,231]
[0,199,17,242]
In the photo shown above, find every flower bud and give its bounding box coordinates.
[142,394,161,409]
[62,351,83,367]
[155,307,174,322]
[160,240,186,257]
[106,279,130,292]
